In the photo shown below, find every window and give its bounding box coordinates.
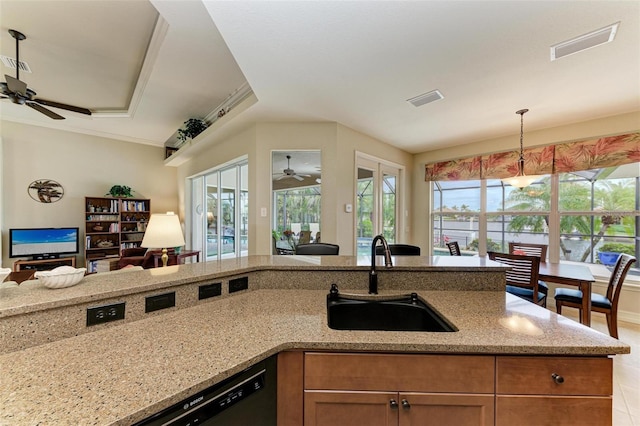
[431,162,640,272]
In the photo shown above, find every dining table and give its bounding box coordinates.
[538,262,596,326]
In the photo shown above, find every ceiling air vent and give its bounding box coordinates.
[551,22,619,61]
[407,90,444,107]
[0,55,32,73]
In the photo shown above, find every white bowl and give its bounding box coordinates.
[35,266,86,289]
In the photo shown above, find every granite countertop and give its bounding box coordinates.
[0,286,629,425]
[0,255,501,317]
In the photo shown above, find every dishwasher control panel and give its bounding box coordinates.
[134,364,271,426]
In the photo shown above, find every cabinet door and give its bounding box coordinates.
[398,393,494,426]
[304,390,399,426]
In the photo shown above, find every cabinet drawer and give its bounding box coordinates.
[496,395,612,425]
[304,352,494,393]
[496,356,612,396]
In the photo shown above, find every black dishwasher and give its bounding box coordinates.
[134,355,277,426]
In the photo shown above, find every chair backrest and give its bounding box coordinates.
[295,243,339,255]
[509,242,548,261]
[315,231,321,243]
[607,253,636,308]
[298,231,311,244]
[375,244,421,256]
[488,251,541,300]
[446,241,461,256]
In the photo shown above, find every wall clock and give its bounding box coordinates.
[28,179,64,203]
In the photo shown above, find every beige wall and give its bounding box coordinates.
[1,122,178,268]
[175,121,413,255]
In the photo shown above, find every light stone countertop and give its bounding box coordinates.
[0,256,631,425]
[0,255,500,317]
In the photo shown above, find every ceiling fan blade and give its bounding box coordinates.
[33,98,91,115]
[276,175,289,181]
[27,102,65,120]
[293,175,304,181]
[5,74,27,96]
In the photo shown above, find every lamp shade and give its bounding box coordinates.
[141,212,185,249]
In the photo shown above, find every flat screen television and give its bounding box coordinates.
[9,227,80,259]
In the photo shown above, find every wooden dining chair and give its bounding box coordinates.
[509,242,549,299]
[295,243,339,255]
[488,251,546,307]
[555,253,635,338]
[298,231,312,245]
[375,244,421,256]
[446,241,461,256]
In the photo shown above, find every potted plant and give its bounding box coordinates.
[106,185,133,198]
[597,242,634,266]
[177,118,208,144]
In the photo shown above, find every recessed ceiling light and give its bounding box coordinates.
[551,22,620,61]
[407,90,444,107]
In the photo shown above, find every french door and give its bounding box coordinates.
[356,153,402,255]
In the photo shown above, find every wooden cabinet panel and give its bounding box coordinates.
[278,351,304,426]
[496,356,612,396]
[496,395,612,425]
[304,352,495,393]
[304,390,398,426]
[398,393,494,426]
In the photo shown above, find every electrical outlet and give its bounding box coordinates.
[87,302,125,326]
[229,276,249,293]
[145,292,176,313]
[199,282,222,300]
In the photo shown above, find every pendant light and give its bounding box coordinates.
[501,109,542,188]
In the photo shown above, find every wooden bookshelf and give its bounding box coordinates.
[85,197,150,272]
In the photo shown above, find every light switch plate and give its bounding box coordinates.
[345,204,353,213]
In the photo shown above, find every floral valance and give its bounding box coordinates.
[425,132,640,182]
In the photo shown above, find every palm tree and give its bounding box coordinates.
[506,174,635,261]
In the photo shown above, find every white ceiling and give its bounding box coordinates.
[1,1,638,154]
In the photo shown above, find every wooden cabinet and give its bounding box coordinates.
[84,197,150,272]
[496,356,612,426]
[13,256,76,272]
[277,352,614,426]
[303,353,495,426]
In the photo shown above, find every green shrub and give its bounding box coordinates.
[598,242,634,255]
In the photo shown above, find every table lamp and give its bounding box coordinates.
[141,212,185,267]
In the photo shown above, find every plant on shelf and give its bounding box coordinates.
[106,185,133,198]
[177,118,208,144]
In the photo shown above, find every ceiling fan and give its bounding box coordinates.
[1,29,92,120]
[274,155,311,181]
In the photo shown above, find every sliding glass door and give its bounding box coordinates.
[191,159,248,261]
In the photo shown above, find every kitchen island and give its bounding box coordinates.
[0,256,630,425]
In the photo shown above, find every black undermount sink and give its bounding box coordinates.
[326,284,457,332]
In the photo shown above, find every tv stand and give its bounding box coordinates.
[13,256,76,272]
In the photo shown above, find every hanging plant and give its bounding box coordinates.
[177,118,208,143]
[106,185,133,198]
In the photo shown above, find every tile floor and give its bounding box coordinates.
[559,310,639,425]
